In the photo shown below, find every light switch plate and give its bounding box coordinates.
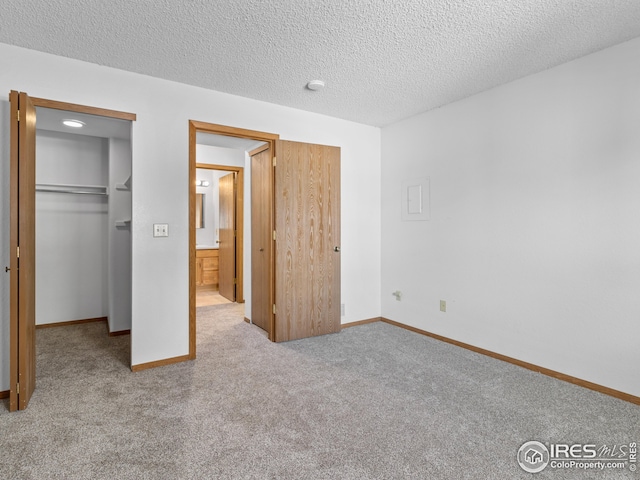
[153,224,169,237]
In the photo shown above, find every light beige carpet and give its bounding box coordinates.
[1,304,638,479]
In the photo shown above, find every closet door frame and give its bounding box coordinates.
[8,92,136,411]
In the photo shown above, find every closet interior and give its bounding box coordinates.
[35,107,132,336]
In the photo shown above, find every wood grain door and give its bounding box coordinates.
[9,91,37,411]
[218,172,236,301]
[274,140,341,342]
[251,146,273,336]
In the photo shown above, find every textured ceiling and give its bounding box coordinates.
[2,1,640,127]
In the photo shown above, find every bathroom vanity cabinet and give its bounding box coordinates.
[196,249,219,287]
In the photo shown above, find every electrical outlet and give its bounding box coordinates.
[153,223,169,237]
[440,300,446,312]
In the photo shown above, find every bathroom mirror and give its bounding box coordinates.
[195,193,204,228]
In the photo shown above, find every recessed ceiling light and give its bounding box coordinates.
[63,119,85,128]
[307,80,325,91]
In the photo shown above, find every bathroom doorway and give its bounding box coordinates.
[189,124,276,357]
[195,163,245,307]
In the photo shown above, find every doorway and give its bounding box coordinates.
[194,163,245,307]
[189,120,342,356]
[189,122,278,357]
[9,92,136,411]
[34,107,132,334]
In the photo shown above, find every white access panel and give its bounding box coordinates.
[401,177,430,221]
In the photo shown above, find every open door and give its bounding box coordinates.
[189,124,340,347]
[9,90,37,411]
[274,140,341,342]
[218,172,236,301]
[251,145,273,336]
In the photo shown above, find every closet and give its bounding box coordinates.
[35,107,132,334]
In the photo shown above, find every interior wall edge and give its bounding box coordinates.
[130,354,191,372]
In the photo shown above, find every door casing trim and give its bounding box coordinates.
[189,121,279,358]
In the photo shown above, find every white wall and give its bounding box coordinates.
[381,37,640,397]
[0,42,381,386]
[35,130,109,325]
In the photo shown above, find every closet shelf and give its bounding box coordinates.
[36,183,108,196]
[115,219,131,228]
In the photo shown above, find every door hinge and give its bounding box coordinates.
[273,156,276,167]
[233,278,237,285]
[272,304,276,315]
[16,246,20,258]
[16,110,20,122]
[273,230,276,241]
[16,383,19,394]
[234,230,237,237]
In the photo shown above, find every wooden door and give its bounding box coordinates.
[274,140,341,342]
[218,172,236,301]
[251,146,273,336]
[9,91,37,411]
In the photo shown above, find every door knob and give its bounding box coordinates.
[334,246,340,252]
[259,248,264,252]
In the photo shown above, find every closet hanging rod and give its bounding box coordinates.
[36,188,108,196]
[35,183,108,196]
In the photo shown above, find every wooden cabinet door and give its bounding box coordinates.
[274,140,341,342]
[196,250,218,286]
[201,256,218,286]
